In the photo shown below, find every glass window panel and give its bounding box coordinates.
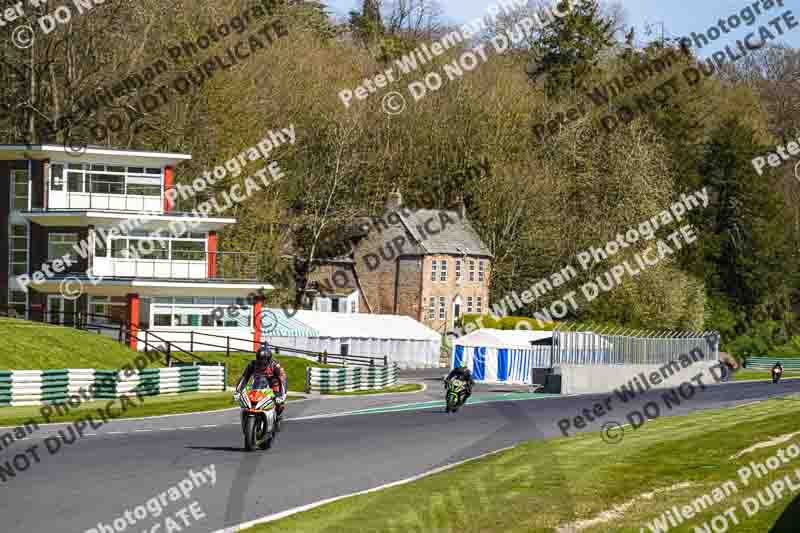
[171,241,205,261]
[126,184,161,196]
[94,235,107,257]
[146,168,161,175]
[111,239,131,259]
[194,297,214,305]
[67,172,84,192]
[153,297,172,304]
[128,167,144,174]
[201,315,214,327]
[12,226,26,237]
[48,233,78,261]
[90,173,124,194]
[174,297,193,305]
[67,163,84,170]
[154,314,172,326]
[50,164,64,191]
[108,166,125,173]
[11,264,26,275]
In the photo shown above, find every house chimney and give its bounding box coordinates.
[385,189,402,211]
[458,194,467,219]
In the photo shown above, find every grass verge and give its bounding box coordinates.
[325,383,424,396]
[243,396,800,533]
[0,392,303,427]
[733,370,800,381]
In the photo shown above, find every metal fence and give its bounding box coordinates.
[548,325,719,367]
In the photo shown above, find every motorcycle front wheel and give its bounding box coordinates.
[243,415,256,451]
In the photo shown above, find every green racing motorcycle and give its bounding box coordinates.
[445,378,468,413]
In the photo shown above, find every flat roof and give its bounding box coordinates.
[0,144,191,167]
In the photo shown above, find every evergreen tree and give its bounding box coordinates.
[529,0,616,96]
[349,0,383,45]
[699,119,797,328]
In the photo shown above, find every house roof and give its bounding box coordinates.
[397,208,493,257]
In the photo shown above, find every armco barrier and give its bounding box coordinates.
[306,364,400,393]
[0,365,226,406]
[744,357,800,371]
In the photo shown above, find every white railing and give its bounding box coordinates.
[92,257,207,279]
[47,192,162,212]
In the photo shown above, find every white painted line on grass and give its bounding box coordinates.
[212,445,517,533]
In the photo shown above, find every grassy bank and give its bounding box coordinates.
[0,317,154,370]
[244,396,800,533]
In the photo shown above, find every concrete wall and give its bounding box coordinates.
[555,360,726,395]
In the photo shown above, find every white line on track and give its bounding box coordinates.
[212,445,517,533]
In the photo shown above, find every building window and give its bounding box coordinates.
[431,260,437,282]
[428,297,435,320]
[48,233,79,263]
[8,290,27,318]
[12,169,29,211]
[455,259,462,281]
[467,296,473,313]
[469,260,475,281]
[147,296,250,328]
[57,164,162,197]
[479,260,485,282]
[439,259,448,282]
[88,296,127,323]
[9,225,28,277]
[438,296,446,321]
[476,296,482,314]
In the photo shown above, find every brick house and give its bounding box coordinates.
[304,191,493,333]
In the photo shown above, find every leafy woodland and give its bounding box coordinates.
[2,0,800,355]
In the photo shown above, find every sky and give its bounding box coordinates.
[323,0,800,55]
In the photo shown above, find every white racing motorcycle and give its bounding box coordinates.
[234,387,280,451]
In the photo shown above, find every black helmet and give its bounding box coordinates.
[256,343,273,363]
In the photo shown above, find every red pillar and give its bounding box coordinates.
[163,166,174,212]
[208,231,218,278]
[253,295,264,351]
[127,293,140,350]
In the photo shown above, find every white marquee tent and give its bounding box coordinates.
[452,329,555,384]
[262,309,441,369]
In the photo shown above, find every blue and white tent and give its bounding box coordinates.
[452,329,554,385]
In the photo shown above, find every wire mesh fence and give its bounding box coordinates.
[548,325,719,367]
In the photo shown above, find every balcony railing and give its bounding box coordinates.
[90,251,260,281]
[30,185,214,214]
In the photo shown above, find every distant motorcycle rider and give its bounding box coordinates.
[236,343,288,420]
[445,364,474,402]
[773,361,784,384]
